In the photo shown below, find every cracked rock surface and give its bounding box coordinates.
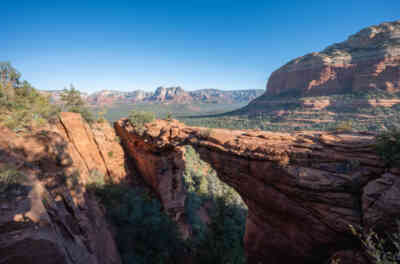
[0,113,126,264]
[115,119,399,264]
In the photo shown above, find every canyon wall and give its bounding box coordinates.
[115,119,400,264]
[0,113,128,264]
[263,20,400,97]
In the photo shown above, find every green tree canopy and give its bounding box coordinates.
[60,85,86,110]
[60,85,94,123]
[0,62,21,85]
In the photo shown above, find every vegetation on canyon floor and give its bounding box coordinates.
[350,223,400,264]
[182,145,247,263]
[375,127,400,168]
[0,165,27,192]
[87,145,247,264]
[91,184,185,264]
[95,87,400,134]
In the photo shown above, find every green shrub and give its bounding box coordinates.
[334,120,354,133]
[375,128,400,167]
[0,63,60,130]
[183,146,247,263]
[350,223,400,264]
[89,169,105,186]
[108,151,114,158]
[197,192,247,264]
[70,106,95,124]
[60,85,94,124]
[0,166,27,191]
[128,110,155,127]
[92,184,185,264]
[96,108,108,123]
[128,110,155,134]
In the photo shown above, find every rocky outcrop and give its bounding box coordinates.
[263,20,400,97]
[114,119,399,264]
[0,113,128,264]
[148,86,193,104]
[114,121,191,238]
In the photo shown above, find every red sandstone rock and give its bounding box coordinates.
[263,20,400,97]
[114,119,399,264]
[0,113,126,264]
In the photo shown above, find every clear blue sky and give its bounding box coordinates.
[2,0,399,93]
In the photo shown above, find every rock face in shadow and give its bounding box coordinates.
[114,119,400,264]
[114,119,196,240]
[0,112,127,264]
[261,20,400,97]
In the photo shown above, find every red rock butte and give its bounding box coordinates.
[264,20,400,97]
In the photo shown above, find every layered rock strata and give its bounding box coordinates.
[263,20,400,97]
[115,119,400,264]
[0,113,128,264]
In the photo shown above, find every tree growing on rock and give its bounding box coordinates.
[60,85,94,123]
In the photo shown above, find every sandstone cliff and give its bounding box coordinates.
[0,113,128,264]
[264,20,400,96]
[115,119,400,264]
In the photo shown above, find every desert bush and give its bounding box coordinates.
[350,223,400,264]
[60,85,94,123]
[96,108,108,123]
[92,184,185,264]
[128,110,155,134]
[375,128,400,167]
[198,128,213,138]
[0,166,27,191]
[128,110,155,127]
[197,191,247,264]
[89,169,105,186]
[183,145,247,263]
[334,120,354,132]
[0,63,60,130]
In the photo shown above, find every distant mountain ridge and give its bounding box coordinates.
[42,87,264,106]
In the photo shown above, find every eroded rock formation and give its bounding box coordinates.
[44,88,264,107]
[0,113,128,264]
[115,119,400,264]
[262,20,400,97]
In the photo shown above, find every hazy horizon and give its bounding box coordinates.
[42,86,265,94]
[2,0,399,93]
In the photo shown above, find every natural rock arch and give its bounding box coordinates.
[115,119,400,264]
